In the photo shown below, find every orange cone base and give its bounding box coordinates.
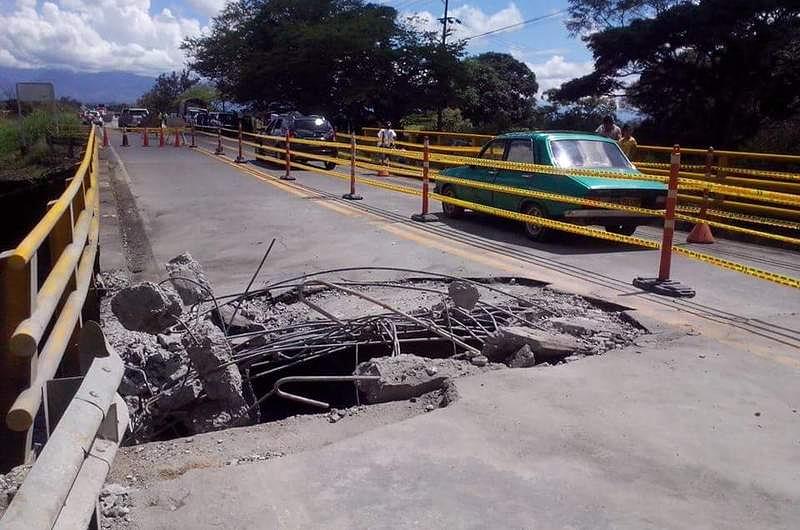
[686,222,715,244]
[377,168,390,177]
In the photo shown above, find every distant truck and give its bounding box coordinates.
[119,107,149,127]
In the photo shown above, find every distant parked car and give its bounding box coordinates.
[207,112,238,128]
[119,108,149,127]
[435,131,667,241]
[255,112,337,170]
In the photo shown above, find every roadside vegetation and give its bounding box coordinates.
[0,110,85,182]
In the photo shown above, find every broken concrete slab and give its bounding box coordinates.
[157,333,184,352]
[110,281,182,333]
[482,326,581,363]
[181,321,246,406]
[211,305,266,335]
[549,316,608,336]
[166,252,214,306]
[448,281,480,311]
[151,378,204,414]
[354,354,484,404]
[508,344,536,368]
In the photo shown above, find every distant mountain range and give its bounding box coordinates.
[0,67,155,104]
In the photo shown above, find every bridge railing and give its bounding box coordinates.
[0,125,102,470]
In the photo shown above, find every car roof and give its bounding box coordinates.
[495,130,615,143]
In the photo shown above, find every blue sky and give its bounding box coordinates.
[0,0,594,94]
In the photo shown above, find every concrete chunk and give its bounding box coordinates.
[508,344,536,368]
[549,316,608,336]
[482,326,581,362]
[354,354,481,404]
[448,281,480,311]
[110,281,182,333]
[182,321,246,405]
[166,252,214,305]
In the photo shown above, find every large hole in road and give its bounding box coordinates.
[102,270,645,444]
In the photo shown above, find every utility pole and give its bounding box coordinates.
[436,0,450,131]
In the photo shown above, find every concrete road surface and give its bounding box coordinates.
[102,131,800,529]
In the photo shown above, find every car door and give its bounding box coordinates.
[492,138,535,211]
[460,139,507,205]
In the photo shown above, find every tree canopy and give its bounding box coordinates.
[137,70,198,114]
[554,0,800,149]
[182,0,466,126]
[456,53,539,132]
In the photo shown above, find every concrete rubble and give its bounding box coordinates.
[99,261,644,445]
[354,353,498,404]
[0,464,31,519]
[110,281,182,333]
[482,326,582,363]
[165,252,214,305]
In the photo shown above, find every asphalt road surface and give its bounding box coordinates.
[101,130,800,530]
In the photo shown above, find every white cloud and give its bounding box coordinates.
[186,0,228,18]
[0,0,212,75]
[404,2,525,42]
[526,55,594,94]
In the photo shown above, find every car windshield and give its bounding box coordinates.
[550,139,631,169]
[294,118,332,136]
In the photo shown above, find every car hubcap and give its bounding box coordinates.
[524,206,543,237]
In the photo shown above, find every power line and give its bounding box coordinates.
[461,9,568,41]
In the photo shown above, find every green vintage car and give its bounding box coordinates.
[435,131,667,241]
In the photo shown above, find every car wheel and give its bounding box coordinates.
[605,224,637,236]
[441,186,465,218]
[521,203,550,241]
[324,162,336,170]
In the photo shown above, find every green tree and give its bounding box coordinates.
[534,95,618,132]
[554,0,800,149]
[456,52,538,132]
[182,0,464,127]
[137,70,198,114]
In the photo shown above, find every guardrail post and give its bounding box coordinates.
[0,254,35,471]
[633,145,695,297]
[411,137,437,222]
[281,131,295,180]
[190,126,197,148]
[174,127,181,147]
[159,126,165,147]
[101,127,109,148]
[342,134,362,200]
[687,147,715,243]
[235,122,245,163]
[142,127,149,147]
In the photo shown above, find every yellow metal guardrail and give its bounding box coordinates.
[0,126,101,470]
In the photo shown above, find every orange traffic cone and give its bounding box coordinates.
[377,159,390,177]
[121,128,129,147]
[142,128,149,147]
[102,126,109,147]
[174,128,181,147]
[687,222,715,244]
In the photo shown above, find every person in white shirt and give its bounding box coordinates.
[595,115,622,140]
[376,122,397,163]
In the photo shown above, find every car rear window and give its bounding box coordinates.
[129,109,148,117]
[550,140,631,169]
[294,118,332,135]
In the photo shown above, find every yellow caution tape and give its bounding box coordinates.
[676,206,800,230]
[711,165,800,182]
[675,212,800,246]
[672,247,800,289]
[678,178,800,207]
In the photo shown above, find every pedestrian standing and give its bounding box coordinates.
[618,124,638,159]
[595,115,622,140]
[377,121,397,164]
